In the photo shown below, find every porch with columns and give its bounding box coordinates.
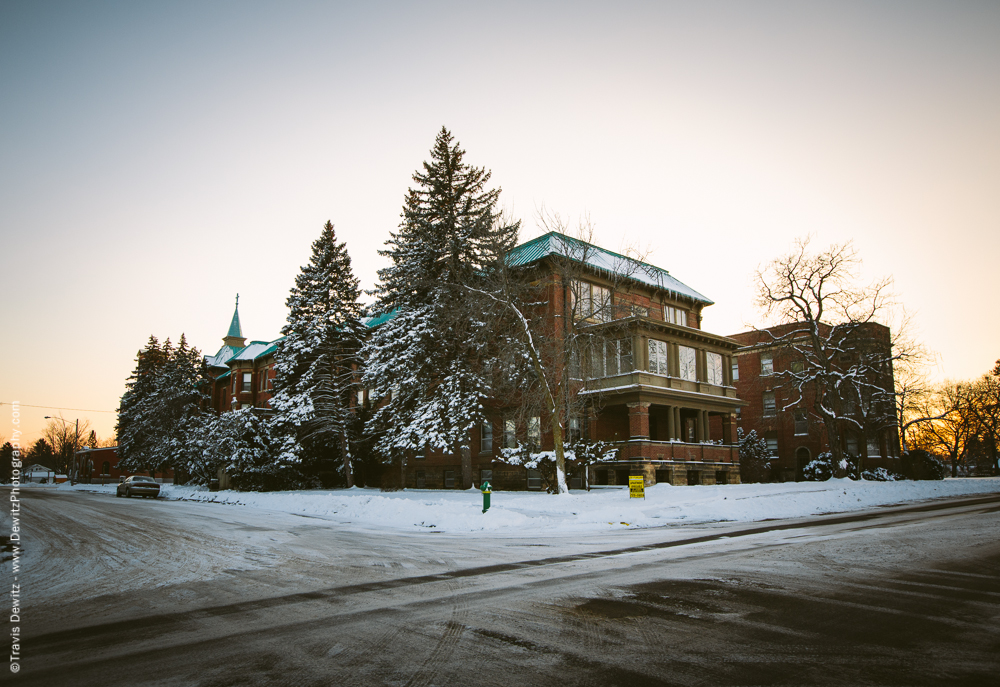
[625,400,736,444]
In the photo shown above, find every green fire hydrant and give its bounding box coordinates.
[481,480,492,513]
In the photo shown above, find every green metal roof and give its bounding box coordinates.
[506,231,713,305]
[363,310,397,328]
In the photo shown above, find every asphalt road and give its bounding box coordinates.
[7,488,1000,686]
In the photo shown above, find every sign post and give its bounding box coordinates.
[628,475,645,499]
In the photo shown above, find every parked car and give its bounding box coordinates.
[116,476,160,499]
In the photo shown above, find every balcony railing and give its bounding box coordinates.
[582,371,738,398]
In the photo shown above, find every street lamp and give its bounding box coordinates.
[45,416,79,484]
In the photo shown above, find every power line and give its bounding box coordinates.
[0,402,116,414]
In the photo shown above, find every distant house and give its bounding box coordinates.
[71,446,175,484]
[729,322,901,481]
[24,464,65,484]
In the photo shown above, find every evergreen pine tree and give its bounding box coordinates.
[117,336,167,472]
[270,221,364,487]
[364,127,519,488]
[1,442,15,483]
[157,334,212,474]
[118,334,211,475]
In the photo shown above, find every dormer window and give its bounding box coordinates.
[665,306,687,326]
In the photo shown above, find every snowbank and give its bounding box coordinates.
[59,477,1000,534]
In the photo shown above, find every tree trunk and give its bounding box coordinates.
[551,405,569,495]
[460,444,473,490]
[341,433,354,488]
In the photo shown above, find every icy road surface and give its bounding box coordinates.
[6,485,1000,686]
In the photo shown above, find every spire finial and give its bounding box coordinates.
[223,294,246,347]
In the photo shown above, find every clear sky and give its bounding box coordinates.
[2,1,998,447]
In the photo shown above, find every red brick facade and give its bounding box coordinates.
[729,323,901,481]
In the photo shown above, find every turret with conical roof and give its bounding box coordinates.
[222,294,247,348]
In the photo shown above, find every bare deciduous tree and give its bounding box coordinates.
[473,211,648,493]
[755,238,910,473]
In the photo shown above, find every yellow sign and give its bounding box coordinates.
[628,475,645,499]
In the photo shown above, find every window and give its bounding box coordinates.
[356,389,365,406]
[569,349,582,379]
[444,470,455,488]
[648,339,669,375]
[415,471,426,489]
[568,416,582,443]
[760,352,774,376]
[101,461,110,475]
[731,359,739,381]
[678,346,697,381]
[232,375,237,394]
[503,420,517,449]
[480,469,493,484]
[790,360,804,374]
[259,370,267,392]
[480,422,493,453]
[242,372,252,393]
[527,416,541,448]
[665,306,687,326]
[846,434,859,456]
[590,338,632,378]
[765,431,778,456]
[763,391,776,416]
[867,436,880,457]
[794,410,808,435]
[572,280,612,322]
[526,469,542,490]
[706,352,723,385]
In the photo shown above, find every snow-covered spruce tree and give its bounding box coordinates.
[117,335,212,476]
[363,127,518,489]
[270,221,364,487]
[117,336,167,473]
[181,409,279,490]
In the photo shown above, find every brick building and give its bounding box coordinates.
[204,234,746,490]
[393,232,745,490]
[729,322,901,481]
[205,297,281,414]
[71,446,175,484]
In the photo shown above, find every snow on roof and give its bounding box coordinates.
[233,339,280,362]
[206,337,282,367]
[206,345,240,368]
[507,231,713,305]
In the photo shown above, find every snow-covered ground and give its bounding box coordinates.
[52,477,1000,534]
